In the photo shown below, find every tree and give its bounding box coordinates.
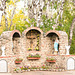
[0,0,8,30]
[0,0,29,34]
[40,15,56,32]
[69,18,75,46]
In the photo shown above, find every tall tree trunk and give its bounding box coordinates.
[24,0,28,16]
[9,0,19,30]
[9,6,16,30]
[0,0,3,23]
[0,0,8,30]
[69,18,75,46]
[4,0,8,30]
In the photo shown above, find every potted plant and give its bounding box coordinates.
[27,54,41,60]
[28,48,32,51]
[46,57,56,63]
[15,58,23,64]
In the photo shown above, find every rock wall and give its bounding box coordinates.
[0,27,69,73]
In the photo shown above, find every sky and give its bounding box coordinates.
[16,0,24,10]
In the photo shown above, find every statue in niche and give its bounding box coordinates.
[54,37,59,54]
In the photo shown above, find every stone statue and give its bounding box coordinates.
[1,46,5,56]
[54,38,59,54]
[65,46,70,55]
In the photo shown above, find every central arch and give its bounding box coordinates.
[23,27,43,51]
[23,27,43,35]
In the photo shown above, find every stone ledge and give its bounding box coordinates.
[26,51,41,53]
[0,55,20,58]
[65,55,75,57]
[46,54,75,57]
[46,54,58,56]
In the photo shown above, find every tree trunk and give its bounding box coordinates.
[9,6,16,30]
[69,18,75,46]
[0,0,8,30]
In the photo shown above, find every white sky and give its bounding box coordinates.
[16,0,24,10]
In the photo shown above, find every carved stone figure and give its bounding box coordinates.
[54,38,59,54]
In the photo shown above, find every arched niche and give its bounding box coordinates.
[25,28,42,51]
[46,30,60,55]
[0,60,8,72]
[67,58,75,70]
[12,30,21,54]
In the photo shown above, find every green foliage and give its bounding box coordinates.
[41,65,49,69]
[15,58,23,61]
[6,0,10,3]
[56,0,75,54]
[46,57,55,61]
[49,2,52,9]
[56,0,74,36]
[40,15,56,32]
[54,1,57,10]
[70,27,75,54]
[43,6,46,11]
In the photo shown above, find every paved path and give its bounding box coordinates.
[0,71,75,75]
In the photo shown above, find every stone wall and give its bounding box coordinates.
[58,31,68,55]
[0,27,69,73]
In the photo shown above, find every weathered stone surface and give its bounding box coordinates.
[0,27,70,73]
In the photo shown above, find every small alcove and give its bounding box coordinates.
[46,30,60,55]
[26,29,41,51]
[12,32,21,54]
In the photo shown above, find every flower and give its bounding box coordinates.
[41,65,49,69]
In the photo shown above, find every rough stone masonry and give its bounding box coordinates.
[0,27,74,73]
